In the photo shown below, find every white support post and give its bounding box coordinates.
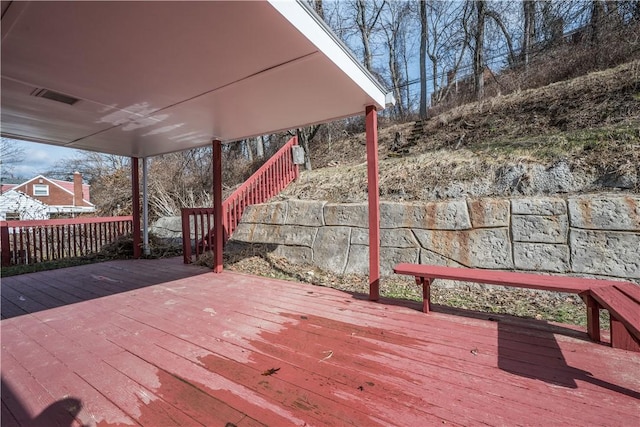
[142,156,150,256]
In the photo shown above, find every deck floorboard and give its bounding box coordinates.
[1,258,639,426]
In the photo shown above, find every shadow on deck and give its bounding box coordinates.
[1,257,211,320]
[1,259,639,426]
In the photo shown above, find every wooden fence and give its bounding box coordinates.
[182,136,299,263]
[1,216,133,267]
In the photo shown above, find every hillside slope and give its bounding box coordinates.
[279,61,640,203]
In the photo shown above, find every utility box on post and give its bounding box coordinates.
[292,145,305,165]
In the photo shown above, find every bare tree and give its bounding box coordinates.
[591,0,605,45]
[47,150,129,183]
[355,0,387,72]
[382,1,411,119]
[485,8,517,66]
[419,0,428,119]
[473,0,486,100]
[521,0,536,69]
[427,1,469,107]
[296,125,322,171]
[0,138,26,182]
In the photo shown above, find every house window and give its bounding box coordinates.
[33,184,49,196]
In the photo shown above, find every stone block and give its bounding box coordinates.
[350,228,418,248]
[414,228,513,268]
[324,203,368,227]
[568,195,640,231]
[513,243,570,273]
[381,200,471,230]
[312,226,351,273]
[240,202,287,225]
[273,245,314,265]
[231,223,316,247]
[511,197,566,215]
[381,247,420,276]
[570,229,640,279]
[343,244,368,275]
[382,229,419,248]
[150,216,182,238]
[350,228,369,245]
[286,200,326,226]
[467,198,510,228]
[419,249,466,267]
[512,214,568,243]
[344,245,419,275]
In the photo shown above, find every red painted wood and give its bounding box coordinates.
[2,217,132,265]
[3,260,639,426]
[614,282,640,304]
[131,156,142,259]
[1,216,131,228]
[394,264,620,293]
[611,318,640,352]
[213,139,224,273]
[182,137,299,264]
[585,294,601,342]
[366,105,381,302]
[591,285,640,347]
[394,264,640,346]
[2,223,11,267]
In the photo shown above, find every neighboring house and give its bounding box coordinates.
[0,172,95,219]
[0,190,50,220]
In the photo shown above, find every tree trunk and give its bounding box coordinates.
[314,0,324,19]
[419,0,428,119]
[591,0,604,45]
[255,137,264,159]
[296,124,322,171]
[474,0,486,101]
[356,0,373,71]
[245,139,254,162]
[485,10,516,66]
[522,0,536,69]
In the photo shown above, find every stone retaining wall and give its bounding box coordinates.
[230,194,640,281]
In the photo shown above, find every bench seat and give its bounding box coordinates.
[393,263,640,352]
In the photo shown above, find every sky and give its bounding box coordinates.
[5,139,81,180]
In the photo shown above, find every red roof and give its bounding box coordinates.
[1,184,17,193]
[50,178,91,202]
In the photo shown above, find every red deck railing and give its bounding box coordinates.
[0,216,133,267]
[182,136,299,263]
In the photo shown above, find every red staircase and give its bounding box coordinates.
[181,136,299,263]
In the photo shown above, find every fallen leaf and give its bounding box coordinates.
[261,367,280,376]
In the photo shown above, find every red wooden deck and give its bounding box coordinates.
[1,258,639,426]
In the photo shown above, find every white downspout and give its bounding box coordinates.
[142,157,150,256]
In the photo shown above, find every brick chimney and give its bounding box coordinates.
[73,171,83,206]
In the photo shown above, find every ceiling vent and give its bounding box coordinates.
[31,88,79,106]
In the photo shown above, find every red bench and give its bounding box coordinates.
[393,263,640,352]
[589,282,640,352]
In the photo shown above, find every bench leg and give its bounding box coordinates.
[415,277,432,313]
[584,294,600,343]
[610,317,640,352]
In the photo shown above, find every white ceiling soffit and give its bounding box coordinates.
[0,1,390,158]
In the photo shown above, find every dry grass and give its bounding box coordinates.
[285,61,640,202]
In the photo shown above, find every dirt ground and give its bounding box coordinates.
[189,242,608,329]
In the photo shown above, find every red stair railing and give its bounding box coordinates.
[181,136,299,263]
